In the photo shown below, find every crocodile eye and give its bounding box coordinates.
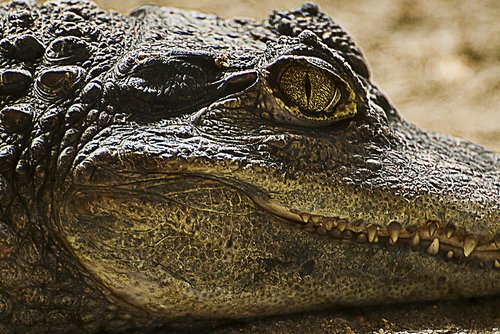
[267,56,361,126]
[278,63,341,113]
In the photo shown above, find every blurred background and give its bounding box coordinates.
[95,0,499,150]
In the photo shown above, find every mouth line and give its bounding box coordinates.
[76,171,500,270]
[248,184,500,271]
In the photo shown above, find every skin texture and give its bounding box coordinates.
[93,0,500,154]
[0,1,498,333]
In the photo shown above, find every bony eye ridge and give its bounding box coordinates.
[279,63,341,114]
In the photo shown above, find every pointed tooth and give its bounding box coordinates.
[427,238,440,255]
[367,225,378,243]
[463,235,478,257]
[411,233,420,248]
[427,221,438,237]
[495,260,500,270]
[446,250,454,259]
[311,215,321,225]
[388,221,401,245]
[445,223,456,239]
[337,220,347,232]
[300,213,311,224]
[322,220,333,231]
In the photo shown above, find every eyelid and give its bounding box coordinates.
[268,55,339,78]
[296,56,338,76]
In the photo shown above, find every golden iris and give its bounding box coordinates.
[278,63,341,113]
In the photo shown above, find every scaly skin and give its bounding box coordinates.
[0,1,498,333]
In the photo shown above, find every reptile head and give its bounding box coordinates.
[54,2,499,321]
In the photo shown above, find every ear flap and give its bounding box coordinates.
[102,51,224,120]
[103,51,258,122]
[264,3,370,80]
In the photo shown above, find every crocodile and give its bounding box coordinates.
[0,0,498,333]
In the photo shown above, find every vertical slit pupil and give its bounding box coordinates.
[304,72,312,104]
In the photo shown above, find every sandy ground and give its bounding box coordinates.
[94,0,500,152]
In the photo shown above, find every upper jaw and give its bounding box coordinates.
[68,134,500,269]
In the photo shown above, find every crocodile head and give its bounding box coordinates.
[56,2,499,319]
[0,0,498,329]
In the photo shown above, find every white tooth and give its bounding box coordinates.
[300,213,311,224]
[427,222,438,237]
[427,238,439,255]
[322,220,333,231]
[463,235,478,258]
[388,221,401,245]
[446,250,454,259]
[367,225,378,243]
[337,220,347,232]
[411,233,420,247]
[445,223,456,239]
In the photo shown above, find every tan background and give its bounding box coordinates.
[94,0,500,151]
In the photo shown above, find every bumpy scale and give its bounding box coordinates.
[0,1,498,333]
